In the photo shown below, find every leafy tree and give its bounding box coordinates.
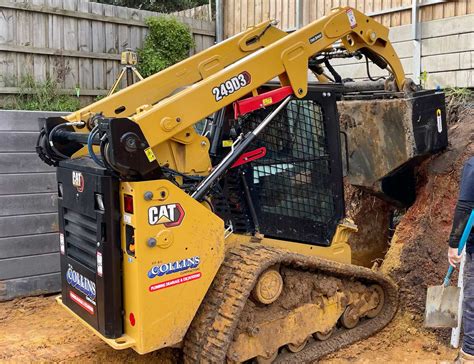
[137,16,194,77]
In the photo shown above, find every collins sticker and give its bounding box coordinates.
[148,256,201,292]
[148,203,185,227]
[66,264,96,301]
[72,171,84,192]
[212,72,251,102]
[149,272,202,292]
[148,256,200,278]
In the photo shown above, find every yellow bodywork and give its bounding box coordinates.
[226,220,357,265]
[117,180,224,354]
[61,181,356,355]
[56,6,405,356]
[66,7,405,179]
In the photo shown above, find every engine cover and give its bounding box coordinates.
[57,158,123,338]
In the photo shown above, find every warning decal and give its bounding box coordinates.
[346,8,357,29]
[69,291,94,315]
[436,109,443,133]
[149,272,202,292]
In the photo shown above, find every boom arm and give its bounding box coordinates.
[40,7,407,179]
[64,21,287,124]
[128,7,406,150]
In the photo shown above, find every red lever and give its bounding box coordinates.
[231,147,267,168]
[233,86,294,119]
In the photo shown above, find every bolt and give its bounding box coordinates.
[97,242,100,247]
[327,92,331,97]
[176,117,181,122]
[322,92,327,97]
[144,191,153,200]
[298,88,303,95]
[201,141,207,147]
[147,238,157,248]
[126,137,136,149]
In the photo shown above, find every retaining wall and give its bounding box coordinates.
[0,110,64,301]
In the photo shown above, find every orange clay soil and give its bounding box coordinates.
[0,295,458,363]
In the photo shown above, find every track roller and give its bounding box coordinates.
[287,336,310,353]
[251,268,283,305]
[366,285,385,319]
[256,351,278,364]
[340,306,360,329]
[313,328,334,341]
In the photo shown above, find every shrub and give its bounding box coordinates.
[138,16,194,77]
[7,75,80,111]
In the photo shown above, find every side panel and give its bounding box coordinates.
[119,180,225,354]
[57,159,122,338]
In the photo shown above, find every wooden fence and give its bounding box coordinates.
[0,0,215,98]
[173,3,212,21]
[224,0,473,37]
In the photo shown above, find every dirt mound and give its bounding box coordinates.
[382,104,473,324]
[344,183,394,267]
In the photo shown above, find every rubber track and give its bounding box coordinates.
[183,244,398,363]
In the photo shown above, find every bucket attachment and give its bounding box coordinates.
[338,90,447,206]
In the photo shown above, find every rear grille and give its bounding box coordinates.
[64,209,97,270]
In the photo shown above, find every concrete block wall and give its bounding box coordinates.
[0,111,65,301]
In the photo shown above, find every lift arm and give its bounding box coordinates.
[40,7,407,179]
[64,20,287,125]
[125,7,405,149]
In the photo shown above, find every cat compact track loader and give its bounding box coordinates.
[36,7,447,363]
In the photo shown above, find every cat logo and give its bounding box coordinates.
[148,203,185,227]
[72,171,84,193]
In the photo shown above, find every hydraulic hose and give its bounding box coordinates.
[87,126,105,167]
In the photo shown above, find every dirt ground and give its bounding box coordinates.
[0,296,179,363]
[0,295,458,363]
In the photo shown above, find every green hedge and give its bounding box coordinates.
[138,16,195,78]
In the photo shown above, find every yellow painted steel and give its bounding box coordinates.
[127,7,405,156]
[118,180,224,354]
[64,21,287,124]
[104,179,355,355]
[229,293,346,361]
[57,8,405,355]
[226,219,356,265]
[64,7,406,178]
[56,296,136,350]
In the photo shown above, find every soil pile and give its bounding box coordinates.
[344,183,394,267]
[382,103,473,321]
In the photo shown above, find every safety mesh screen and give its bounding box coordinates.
[238,99,338,245]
